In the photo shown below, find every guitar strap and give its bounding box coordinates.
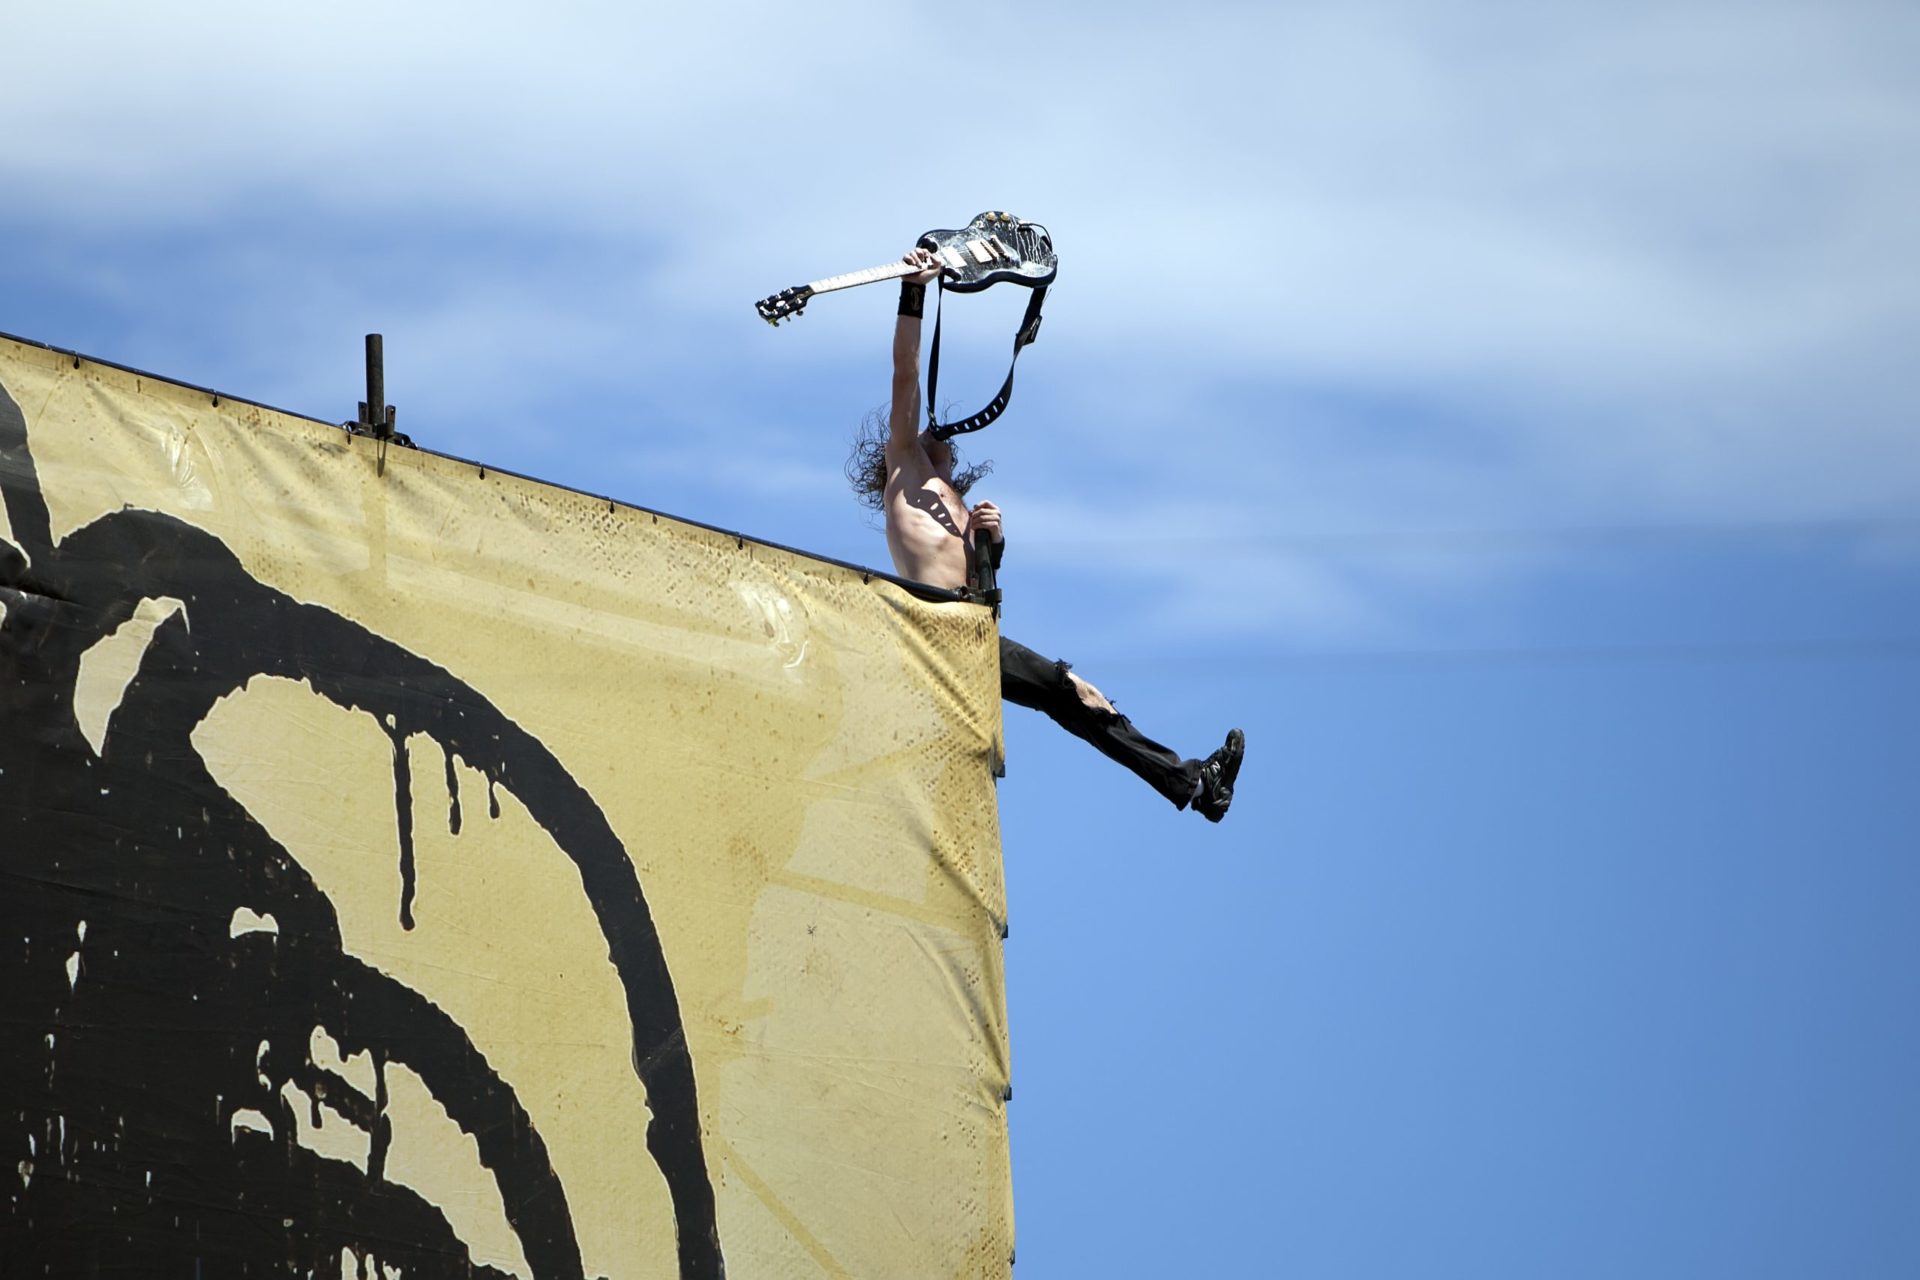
[926,281,1049,441]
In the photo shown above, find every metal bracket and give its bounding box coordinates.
[346,334,413,448]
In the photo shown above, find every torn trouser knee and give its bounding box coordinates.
[997,635,1196,807]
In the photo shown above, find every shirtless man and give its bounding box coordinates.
[849,247,1244,821]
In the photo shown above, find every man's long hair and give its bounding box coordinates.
[845,405,992,513]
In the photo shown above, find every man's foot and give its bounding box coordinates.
[1192,728,1245,823]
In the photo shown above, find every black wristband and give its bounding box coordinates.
[898,281,926,318]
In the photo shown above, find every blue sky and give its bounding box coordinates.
[5,1,1917,1274]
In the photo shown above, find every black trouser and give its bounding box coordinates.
[999,636,1196,808]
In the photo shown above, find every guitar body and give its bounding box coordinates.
[755,212,1054,324]
[916,211,1057,293]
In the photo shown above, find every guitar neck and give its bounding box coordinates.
[805,259,920,297]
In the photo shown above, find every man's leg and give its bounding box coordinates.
[999,636,1200,808]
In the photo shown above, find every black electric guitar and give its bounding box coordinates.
[755,211,1055,325]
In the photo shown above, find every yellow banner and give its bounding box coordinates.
[0,335,1010,1278]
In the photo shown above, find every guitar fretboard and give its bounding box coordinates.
[807,261,918,296]
[807,234,1023,295]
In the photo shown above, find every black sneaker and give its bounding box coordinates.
[1192,728,1245,823]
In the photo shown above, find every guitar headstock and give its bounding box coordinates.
[755,286,814,326]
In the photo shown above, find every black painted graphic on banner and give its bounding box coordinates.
[0,383,725,1278]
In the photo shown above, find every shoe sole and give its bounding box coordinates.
[1217,728,1245,793]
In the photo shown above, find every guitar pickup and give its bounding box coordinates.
[937,246,967,272]
[966,239,995,265]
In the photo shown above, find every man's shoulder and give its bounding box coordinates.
[885,433,931,463]
[884,436,936,481]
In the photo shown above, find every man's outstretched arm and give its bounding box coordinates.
[889,248,942,451]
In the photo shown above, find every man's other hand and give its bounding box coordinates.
[968,501,1004,544]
